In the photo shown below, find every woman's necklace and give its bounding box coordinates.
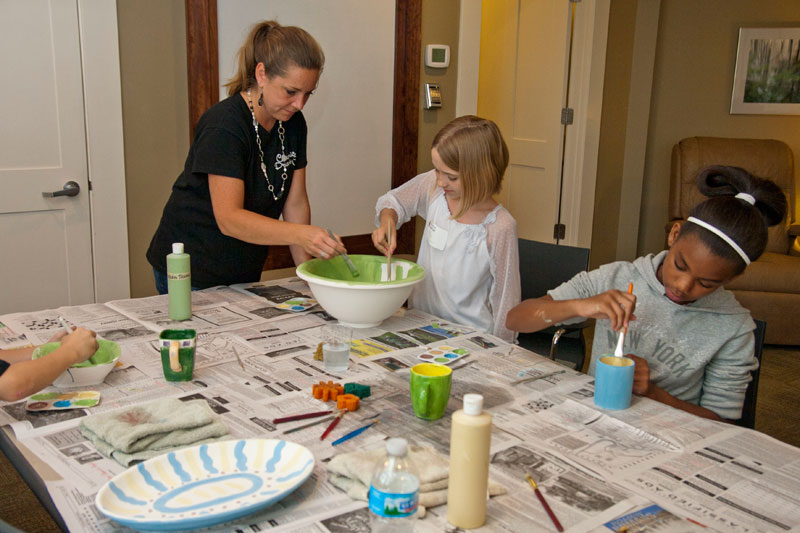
[247,89,288,201]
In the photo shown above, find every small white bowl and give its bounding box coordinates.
[32,339,121,387]
[296,255,425,328]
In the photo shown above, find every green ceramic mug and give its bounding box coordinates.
[159,329,196,381]
[410,363,452,420]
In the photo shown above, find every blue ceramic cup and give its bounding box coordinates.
[594,355,635,410]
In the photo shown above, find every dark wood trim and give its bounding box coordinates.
[185,0,218,138]
[185,0,421,270]
[392,0,422,255]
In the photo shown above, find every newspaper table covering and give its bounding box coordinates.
[1,278,799,532]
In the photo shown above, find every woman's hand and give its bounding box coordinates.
[298,226,346,259]
[627,354,651,396]
[60,328,98,365]
[372,211,397,256]
[573,290,636,331]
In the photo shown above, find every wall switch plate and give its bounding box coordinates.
[424,83,442,109]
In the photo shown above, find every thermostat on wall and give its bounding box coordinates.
[425,44,450,68]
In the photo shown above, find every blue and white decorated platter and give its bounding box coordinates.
[95,439,314,531]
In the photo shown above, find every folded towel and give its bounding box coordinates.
[79,398,230,466]
[327,444,506,518]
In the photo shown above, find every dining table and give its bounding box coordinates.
[0,276,798,532]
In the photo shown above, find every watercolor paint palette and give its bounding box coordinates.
[417,345,469,365]
[276,297,318,312]
[26,391,101,411]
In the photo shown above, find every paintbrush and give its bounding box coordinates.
[331,419,379,446]
[327,229,359,278]
[614,282,634,357]
[282,415,335,435]
[526,473,563,532]
[510,369,566,385]
[273,410,333,424]
[57,317,73,336]
[320,409,345,440]
[386,220,393,281]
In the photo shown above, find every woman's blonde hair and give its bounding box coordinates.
[224,20,325,96]
[431,115,509,219]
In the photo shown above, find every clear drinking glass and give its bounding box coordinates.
[321,324,352,372]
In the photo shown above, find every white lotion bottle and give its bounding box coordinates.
[447,393,492,528]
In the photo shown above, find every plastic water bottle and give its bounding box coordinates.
[369,438,419,532]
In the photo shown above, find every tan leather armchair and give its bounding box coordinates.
[669,137,800,345]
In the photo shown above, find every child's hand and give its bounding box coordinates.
[627,354,651,396]
[574,290,636,331]
[372,221,396,257]
[60,328,99,365]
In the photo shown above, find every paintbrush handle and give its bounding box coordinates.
[273,410,333,424]
[535,488,563,532]
[331,420,378,446]
[282,415,334,434]
[320,414,342,440]
[511,370,565,385]
[57,317,73,336]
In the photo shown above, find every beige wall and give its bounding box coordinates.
[415,0,462,249]
[117,0,189,297]
[590,0,637,269]
[639,0,800,255]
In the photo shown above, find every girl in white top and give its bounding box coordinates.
[372,116,520,342]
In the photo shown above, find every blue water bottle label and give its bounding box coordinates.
[368,486,418,518]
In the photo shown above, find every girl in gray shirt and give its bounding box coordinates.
[507,165,787,421]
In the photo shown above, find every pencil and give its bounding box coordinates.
[234,352,246,371]
[282,415,334,435]
[526,473,563,532]
[320,410,344,440]
[273,410,333,424]
[331,420,379,446]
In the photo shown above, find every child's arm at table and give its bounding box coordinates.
[628,354,723,421]
[506,290,637,333]
[0,328,98,402]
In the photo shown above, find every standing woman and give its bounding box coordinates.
[147,21,345,292]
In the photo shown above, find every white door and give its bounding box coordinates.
[478,0,606,246]
[0,0,94,313]
[479,0,570,243]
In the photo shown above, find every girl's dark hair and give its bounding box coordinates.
[224,21,324,96]
[681,165,787,274]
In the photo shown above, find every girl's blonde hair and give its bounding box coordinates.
[224,20,325,96]
[432,116,509,219]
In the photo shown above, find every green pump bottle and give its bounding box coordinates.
[167,243,192,320]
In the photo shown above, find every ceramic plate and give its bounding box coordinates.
[95,439,314,531]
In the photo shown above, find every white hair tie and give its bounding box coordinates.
[735,192,756,205]
[687,217,751,265]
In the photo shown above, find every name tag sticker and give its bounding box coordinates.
[428,221,448,250]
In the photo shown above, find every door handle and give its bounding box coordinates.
[42,181,80,198]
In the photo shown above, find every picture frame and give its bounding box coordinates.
[730,27,800,115]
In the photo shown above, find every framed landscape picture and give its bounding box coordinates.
[730,27,800,115]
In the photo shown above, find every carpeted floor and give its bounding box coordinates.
[0,344,798,531]
[754,345,800,448]
[0,448,59,532]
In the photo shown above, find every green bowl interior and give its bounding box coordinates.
[298,254,424,284]
[33,339,121,367]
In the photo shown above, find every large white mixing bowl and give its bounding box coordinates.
[296,255,425,328]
